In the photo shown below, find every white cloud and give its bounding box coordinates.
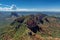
[0,7,11,11]
[0,4,60,12]
[0,4,15,11]
[0,4,38,11]
[16,8,37,11]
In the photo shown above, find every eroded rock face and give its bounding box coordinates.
[10,13,60,35]
[10,14,48,33]
[25,14,48,33]
[1,13,60,40]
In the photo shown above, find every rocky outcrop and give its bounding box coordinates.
[1,13,60,40]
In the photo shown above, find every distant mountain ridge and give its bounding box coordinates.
[0,11,60,17]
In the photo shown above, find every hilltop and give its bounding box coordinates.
[0,13,60,40]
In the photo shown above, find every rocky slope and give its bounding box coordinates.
[0,13,60,40]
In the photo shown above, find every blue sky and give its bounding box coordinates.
[0,0,60,11]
